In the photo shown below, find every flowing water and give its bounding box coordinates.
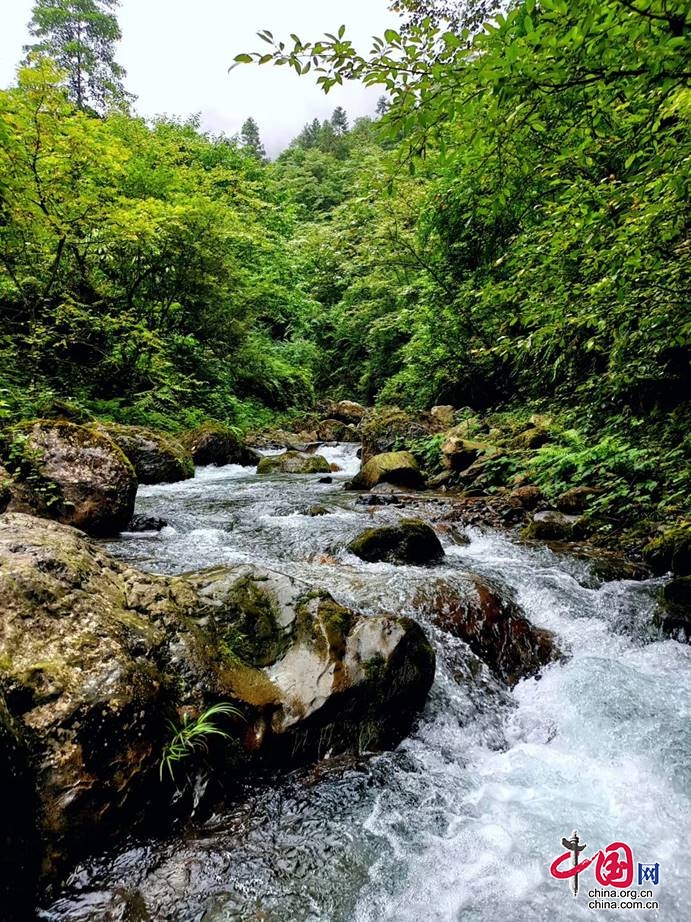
[42,445,690,921]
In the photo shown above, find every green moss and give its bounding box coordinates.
[643,523,691,576]
[220,576,291,667]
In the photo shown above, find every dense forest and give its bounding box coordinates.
[1,0,690,542]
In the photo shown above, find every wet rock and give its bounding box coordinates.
[356,493,401,507]
[3,420,137,536]
[426,470,454,491]
[350,451,425,491]
[94,424,194,485]
[643,523,691,576]
[0,513,435,889]
[256,451,331,475]
[510,485,543,510]
[416,576,561,686]
[347,518,445,565]
[318,476,334,484]
[316,419,359,443]
[656,577,691,641]
[556,486,600,515]
[0,692,37,919]
[360,406,440,463]
[126,514,168,532]
[325,400,367,426]
[523,510,584,541]
[307,506,330,517]
[181,423,259,467]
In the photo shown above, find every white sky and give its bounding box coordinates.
[0,0,399,156]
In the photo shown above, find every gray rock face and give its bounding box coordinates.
[347,518,445,565]
[4,420,137,535]
[325,400,367,425]
[0,513,434,893]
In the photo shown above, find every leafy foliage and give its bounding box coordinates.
[159,702,243,782]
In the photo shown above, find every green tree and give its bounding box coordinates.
[330,105,349,134]
[24,0,131,113]
[239,116,267,161]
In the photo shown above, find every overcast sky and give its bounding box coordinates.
[0,0,398,155]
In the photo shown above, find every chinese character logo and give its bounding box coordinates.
[550,829,659,899]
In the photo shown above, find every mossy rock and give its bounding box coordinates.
[256,451,331,475]
[643,523,691,576]
[360,405,440,463]
[217,576,293,667]
[181,422,259,467]
[94,423,194,485]
[4,420,136,536]
[522,510,584,541]
[33,398,94,426]
[347,518,445,565]
[351,450,424,490]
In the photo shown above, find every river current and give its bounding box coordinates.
[41,444,691,921]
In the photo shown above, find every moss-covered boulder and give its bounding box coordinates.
[347,518,445,565]
[360,405,441,463]
[256,451,331,475]
[181,423,260,467]
[643,523,691,576]
[94,423,194,485]
[416,576,561,687]
[512,426,551,449]
[0,513,434,891]
[316,418,359,443]
[556,486,600,514]
[510,485,543,509]
[3,421,136,536]
[523,510,584,541]
[351,450,425,491]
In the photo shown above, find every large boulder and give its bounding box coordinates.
[0,513,434,890]
[0,692,37,919]
[416,576,561,687]
[94,424,194,485]
[657,577,691,641]
[643,523,691,576]
[257,451,331,475]
[181,422,259,467]
[440,432,492,472]
[324,400,367,426]
[2,421,136,536]
[360,406,441,463]
[316,418,359,443]
[523,510,584,541]
[351,451,425,491]
[347,518,445,565]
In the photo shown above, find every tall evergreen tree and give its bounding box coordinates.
[330,106,349,134]
[24,0,131,113]
[239,117,267,161]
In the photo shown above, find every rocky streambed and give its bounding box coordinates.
[1,441,690,920]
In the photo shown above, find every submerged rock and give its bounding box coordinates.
[347,518,445,565]
[256,451,331,475]
[416,576,561,687]
[3,420,136,536]
[94,423,194,485]
[351,450,425,491]
[126,514,168,532]
[0,513,434,893]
